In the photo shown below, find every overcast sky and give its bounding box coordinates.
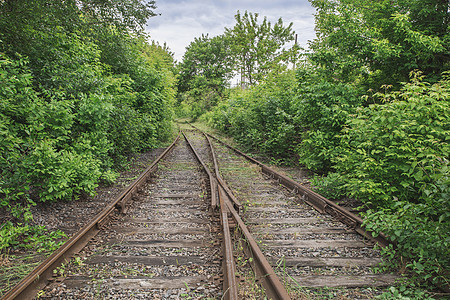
[145,0,317,62]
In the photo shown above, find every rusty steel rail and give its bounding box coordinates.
[223,198,291,300]
[203,133,241,212]
[183,130,289,300]
[182,132,239,300]
[181,132,218,210]
[218,186,239,300]
[202,130,390,248]
[203,132,291,300]
[1,134,180,300]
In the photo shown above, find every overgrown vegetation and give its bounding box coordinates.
[179,0,449,294]
[0,0,176,252]
[1,0,449,295]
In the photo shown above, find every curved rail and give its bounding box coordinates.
[184,130,291,300]
[182,132,239,300]
[1,134,180,300]
[204,132,291,300]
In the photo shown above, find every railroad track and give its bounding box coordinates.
[196,128,398,297]
[2,126,397,300]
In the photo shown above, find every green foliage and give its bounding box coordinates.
[294,68,363,172]
[176,34,233,121]
[314,73,450,286]
[0,53,106,207]
[0,0,176,252]
[225,11,299,85]
[333,72,449,206]
[0,221,66,253]
[177,34,233,95]
[176,10,300,121]
[364,198,449,287]
[311,173,347,200]
[211,70,300,159]
[377,286,435,300]
[309,0,450,90]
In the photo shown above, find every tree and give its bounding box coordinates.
[225,11,298,86]
[78,0,157,32]
[0,0,175,219]
[176,34,233,119]
[309,0,450,90]
[178,34,233,95]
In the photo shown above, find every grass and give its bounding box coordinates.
[231,229,269,299]
[0,252,47,296]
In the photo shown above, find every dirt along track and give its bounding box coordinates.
[184,125,398,299]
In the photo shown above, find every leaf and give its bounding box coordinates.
[414,170,423,181]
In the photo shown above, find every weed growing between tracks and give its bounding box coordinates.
[233,231,268,300]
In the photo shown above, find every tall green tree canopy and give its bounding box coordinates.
[309,0,450,90]
[177,34,233,96]
[225,10,298,85]
[176,34,233,119]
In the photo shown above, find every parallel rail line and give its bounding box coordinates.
[186,126,396,297]
[201,129,390,248]
[2,126,397,300]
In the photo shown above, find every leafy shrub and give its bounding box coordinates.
[364,197,449,286]
[377,286,435,300]
[0,54,106,205]
[1,54,39,212]
[0,221,66,253]
[0,0,175,253]
[331,72,450,285]
[211,71,300,160]
[25,140,103,201]
[334,72,449,207]
[293,68,363,173]
[311,172,347,200]
[0,36,175,252]
[1,35,176,210]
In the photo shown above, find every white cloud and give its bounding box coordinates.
[146,0,316,62]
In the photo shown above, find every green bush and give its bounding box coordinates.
[0,221,66,253]
[1,34,176,211]
[329,72,450,285]
[0,0,175,253]
[334,72,449,207]
[0,54,107,205]
[377,286,435,300]
[293,68,363,172]
[211,71,300,160]
[364,197,449,286]
[311,172,347,200]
